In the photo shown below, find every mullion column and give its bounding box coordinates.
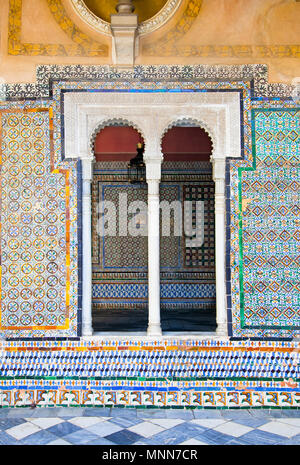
[212,157,227,337]
[81,158,93,336]
[145,159,162,336]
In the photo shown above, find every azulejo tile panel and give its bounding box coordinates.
[0,340,298,408]
[229,108,299,338]
[241,110,299,330]
[0,65,298,408]
[0,72,298,340]
[0,105,79,338]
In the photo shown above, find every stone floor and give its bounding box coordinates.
[0,407,299,445]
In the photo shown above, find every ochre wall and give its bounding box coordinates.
[0,0,299,84]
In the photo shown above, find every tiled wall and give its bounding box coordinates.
[229,108,299,338]
[0,105,79,338]
[0,65,298,408]
[0,339,298,408]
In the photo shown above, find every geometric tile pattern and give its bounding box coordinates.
[0,66,298,408]
[0,108,72,333]
[92,182,148,271]
[0,408,299,445]
[0,339,298,408]
[0,64,295,101]
[239,109,299,330]
[92,283,215,298]
[183,184,215,268]
[0,77,296,339]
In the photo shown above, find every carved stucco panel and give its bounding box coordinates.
[64,90,241,160]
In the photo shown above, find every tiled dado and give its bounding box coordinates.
[0,339,298,408]
[0,388,299,409]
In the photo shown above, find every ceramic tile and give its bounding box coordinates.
[258,421,300,438]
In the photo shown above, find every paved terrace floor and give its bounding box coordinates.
[0,407,299,445]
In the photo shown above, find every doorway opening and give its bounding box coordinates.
[91,123,217,333]
[160,125,217,332]
[91,124,148,332]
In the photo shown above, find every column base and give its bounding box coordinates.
[82,325,93,337]
[216,322,227,337]
[147,324,162,337]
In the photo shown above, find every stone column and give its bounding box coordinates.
[81,158,93,336]
[212,157,227,337]
[145,159,162,336]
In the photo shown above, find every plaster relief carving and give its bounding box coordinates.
[63,90,241,159]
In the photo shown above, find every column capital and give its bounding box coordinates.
[211,156,226,181]
[144,151,163,164]
[81,158,94,181]
[145,157,162,182]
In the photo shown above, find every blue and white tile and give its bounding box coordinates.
[20,430,59,445]
[48,438,72,445]
[63,429,103,445]
[110,416,142,428]
[26,417,64,429]
[190,419,227,429]
[105,429,143,445]
[141,427,191,445]
[86,420,123,437]
[46,421,81,437]
[128,421,165,438]
[5,421,41,440]
[258,421,300,438]
[212,421,254,437]
[194,429,234,445]
[276,418,300,428]
[180,438,208,445]
[67,416,109,428]
[147,418,185,429]
[238,429,284,445]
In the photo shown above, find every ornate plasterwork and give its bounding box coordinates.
[89,117,145,154]
[138,0,182,35]
[70,0,182,36]
[63,90,241,159]
[160,117,214,154]
[69,0,111,35]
